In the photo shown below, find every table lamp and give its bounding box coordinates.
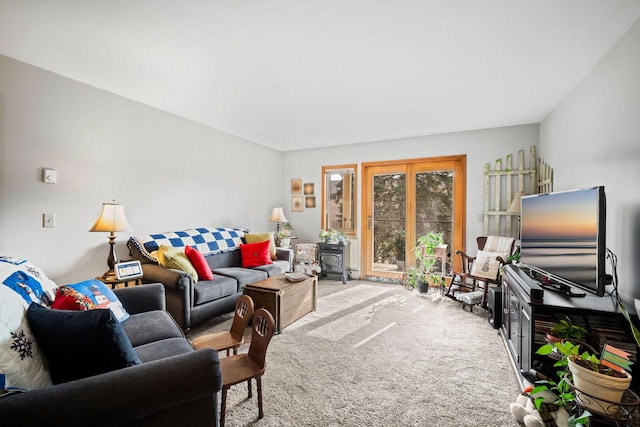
[269,207,288,233]
[90,202,132,280]
[507,192,524,214]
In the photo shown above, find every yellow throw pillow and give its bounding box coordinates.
[244,232,276,260]
[157,246,198,282]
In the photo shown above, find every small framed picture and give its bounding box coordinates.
[292,196,304,212]
[303,183,314,195]
[305,196,316,208]
[291,179,302,194]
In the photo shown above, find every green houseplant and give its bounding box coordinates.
[405,266,422,290]
[405,232,446,293]
[319,230,331,242]
[331,229,346,243]
[536,339,632,418]
[276,222,293,247]
[546,316,588,343]
[534,341,590,426]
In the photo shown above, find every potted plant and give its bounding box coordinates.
[537,340,632,417]
[276,230,290,247]
[281,222,293,236]
[404,232,446,293]
[534,341,590,425]
[546,316,588,343]
[404,266,423,291]
[412,232,446,288]
[319,230,331,243]
[276,223,293,247]
[567,349,632,416]
[331,229,346,243]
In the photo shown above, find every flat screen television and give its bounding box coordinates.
[519,186,607,296]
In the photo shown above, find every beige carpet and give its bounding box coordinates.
[188,280,521,427]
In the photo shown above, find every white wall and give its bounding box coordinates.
[5,17,636,293]
[540,19,640,298]
[0,55,284,284]
[282,124,540,276]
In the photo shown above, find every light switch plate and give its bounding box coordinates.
[43,213,56,227]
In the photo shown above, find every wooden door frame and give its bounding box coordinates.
[360,155,466,280]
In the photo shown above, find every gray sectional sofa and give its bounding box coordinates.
[0,283,221,427]
[127,227,293,329]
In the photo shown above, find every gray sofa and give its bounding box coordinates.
[0,284,222,427]
[127,227,293,329]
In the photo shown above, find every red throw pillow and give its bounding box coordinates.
[240,240,273,268]
[51,286,97,311]
[185,246,214,281]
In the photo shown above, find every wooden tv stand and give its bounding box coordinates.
[500,264,637,391]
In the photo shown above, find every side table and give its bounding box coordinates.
[317,242,350,284]
[96,276,142,289]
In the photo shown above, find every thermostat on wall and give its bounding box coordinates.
[115,260,143,280]
[42,168,57,184]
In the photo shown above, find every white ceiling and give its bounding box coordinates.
[1,1,640,152]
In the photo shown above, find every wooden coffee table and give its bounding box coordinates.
[243,274,317,334]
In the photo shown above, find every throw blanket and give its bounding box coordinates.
[483,236,515,260]
[129,227,247,263]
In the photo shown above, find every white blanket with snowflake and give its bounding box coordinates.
[0,257,58,390]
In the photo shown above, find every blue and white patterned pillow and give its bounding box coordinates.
[63,279,130,322]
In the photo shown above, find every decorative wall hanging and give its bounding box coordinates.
[305,196,316,208]
[303,183,314,195]
[292,196,304,212]
[291,179,302,194]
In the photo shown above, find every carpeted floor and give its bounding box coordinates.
[187,280,521,427]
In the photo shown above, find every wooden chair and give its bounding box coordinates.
[192,295,254,356]
[445,236,516,310]
[219,308,276,427]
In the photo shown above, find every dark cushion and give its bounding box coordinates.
[121,311,184,348]
[205,249,242,269]
[193,275,238,305]
[27,303,141,384]
[211,267,268,290]
[134,338,195,363]
[253,260,289,277]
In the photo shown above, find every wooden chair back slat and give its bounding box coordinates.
[230,295,255,341]
[248,308,275,369]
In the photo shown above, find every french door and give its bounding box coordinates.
[361,156,466,281]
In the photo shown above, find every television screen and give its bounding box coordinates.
[519,186,606,296]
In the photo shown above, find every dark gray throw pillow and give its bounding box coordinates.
[27,303,141,384]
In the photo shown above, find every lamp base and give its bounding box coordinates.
[100,269,117,281]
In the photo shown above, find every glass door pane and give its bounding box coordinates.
[362,155,465,281]
[373,172,406,272]
[415,170,454,275]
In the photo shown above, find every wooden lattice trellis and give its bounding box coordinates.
[484,146,553,238]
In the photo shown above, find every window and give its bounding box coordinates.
[321,164,357,235]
